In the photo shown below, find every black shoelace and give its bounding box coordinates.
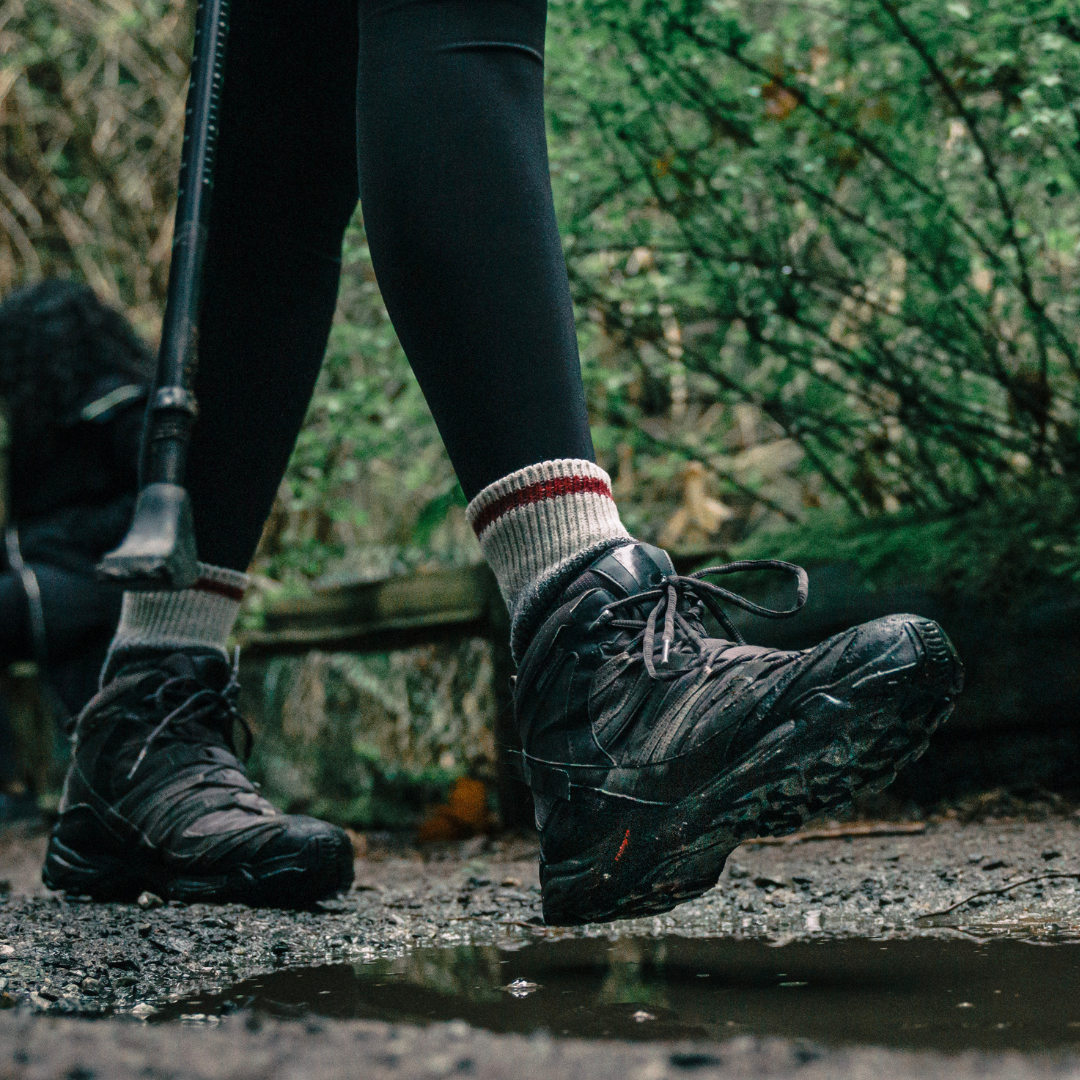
[592,559,809,679]
[127,650,252,780]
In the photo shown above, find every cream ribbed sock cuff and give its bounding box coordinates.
[467,459,631,660]
[105,562,250,673]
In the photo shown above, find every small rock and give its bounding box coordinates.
[1042,850,1063,861]
[137,892,164,910]
[500,877,522,888]
[131,1002,156,1019]
[81,977,101,994]
[632,1010,656,1022]
[36,987,59,1002]
[0,944,13,958]
[113,975,137,987]
[728,863,751,880]
[138,924,152,938]
[754,875,787,889]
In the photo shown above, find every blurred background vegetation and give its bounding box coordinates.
[2,0,1078,824]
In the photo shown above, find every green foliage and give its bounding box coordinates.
[545,0,1080,584]
[6,0,1079,592]
[242,643,497,828]
[740,478,1080,595]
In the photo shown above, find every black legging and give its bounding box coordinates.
[185,0,594,572]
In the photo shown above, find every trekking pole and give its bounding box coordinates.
[97,0,231,590]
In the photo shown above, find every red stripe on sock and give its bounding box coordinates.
[472,475,614,537]
[193,577,246,602]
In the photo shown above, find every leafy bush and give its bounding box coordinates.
[547,0,1080,585]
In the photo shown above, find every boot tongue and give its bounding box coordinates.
[584,542,676,600]
[161,650,231,691]
[579,543,710,650]
[162,653,198,679]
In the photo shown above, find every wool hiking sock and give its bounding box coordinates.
[102,562,250,682]
[466,459,631,661]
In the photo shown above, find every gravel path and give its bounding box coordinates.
[0,816,1077,1078]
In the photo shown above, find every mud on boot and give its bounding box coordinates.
[514,542,963,926]
[42,651,353,907]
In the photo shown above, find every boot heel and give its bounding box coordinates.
[42,835,139,898]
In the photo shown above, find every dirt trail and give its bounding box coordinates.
[0,817,1077,1078]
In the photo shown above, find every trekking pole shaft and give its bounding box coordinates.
[144,0,230,485]
[96,0,230,590]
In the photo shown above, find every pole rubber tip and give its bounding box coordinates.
[96,483,199,591]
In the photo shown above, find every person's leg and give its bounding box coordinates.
[356,0,593,500]
[356,0,629,653]
[43,0,361,906]
[186,0,361,572]
[355,0,963,926]
[103,0,363,674]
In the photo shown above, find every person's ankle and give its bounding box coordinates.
[100,645,232,687]
[466,459,631,662]
[100,563,248,686]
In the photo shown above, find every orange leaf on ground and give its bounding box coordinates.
[417,778,495,843]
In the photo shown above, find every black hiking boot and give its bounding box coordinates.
[42,652,353,907]
[515,542,962,925]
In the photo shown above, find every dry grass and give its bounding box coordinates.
[0,0,190,340]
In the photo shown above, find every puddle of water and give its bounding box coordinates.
[154,936,1080,1052]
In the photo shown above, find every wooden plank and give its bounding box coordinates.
[242,564,508,656]
[261,564,499,632]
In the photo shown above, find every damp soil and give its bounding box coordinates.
[1,818,1080,1079]
[154,936,1080,1054]
[0,817,1078,1020]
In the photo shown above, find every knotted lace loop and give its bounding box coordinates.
[595,559,809,679]
[127,649,252,780]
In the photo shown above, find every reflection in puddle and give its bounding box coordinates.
[917,912,1080,937]
[155,936,1080,1052]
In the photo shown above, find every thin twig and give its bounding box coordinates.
[744,821,927,846]
[921,872,1080,920]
